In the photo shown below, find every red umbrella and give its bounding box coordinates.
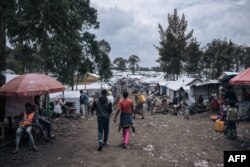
[0,73,65,96]
[230,68,250,85]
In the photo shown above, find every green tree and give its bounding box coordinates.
[203,39,235,79]
[155,9,193,80]
[97,40,112,81]
[113,57,127,71]
[184,38,203,77]
[128,55,140,74]
[6,47,22,73]
[244,46,250,68]
[4,0,101,89]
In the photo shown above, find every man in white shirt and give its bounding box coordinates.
[107,91,114,105]
[53,99,62,116]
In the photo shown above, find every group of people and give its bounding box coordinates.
[12,84,241,155]
[197,85,240,139]
[13,95,55,154]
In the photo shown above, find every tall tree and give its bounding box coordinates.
[97,40,112,81]
[128,55,140,74]
[203,39,235,79]
[113,57,127,71]
[155,9,193,80]
[5,0,101,89]
[184,38,203,77]
[244,46,250,68]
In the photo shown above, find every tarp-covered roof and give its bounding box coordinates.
[166,77,201,91]
[191,80,220,87]
[218,71,239,81]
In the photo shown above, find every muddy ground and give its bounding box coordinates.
[1,103,250,167]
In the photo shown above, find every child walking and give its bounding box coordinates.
[114,91,134,149]
[225,102,239,139]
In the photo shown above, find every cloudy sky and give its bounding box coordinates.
[90,0,250,67]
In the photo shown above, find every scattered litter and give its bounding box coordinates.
[202,152,208,155]
[238,134,243,137]
[161,124,168,127]
[143,145,154,152]
[169,159,178,163]
[194,160,209,167]
[143,122,156,127]
[57,157,61,160]
[149,152,155,157]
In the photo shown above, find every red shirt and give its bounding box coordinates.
[118,99,133,113]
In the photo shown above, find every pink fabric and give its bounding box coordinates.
[122,127,130,145]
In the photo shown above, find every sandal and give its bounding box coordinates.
[123,144,129,149]
[12,149,19,154]
[33,147,39,152]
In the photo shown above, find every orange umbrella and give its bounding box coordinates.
[230,68,250,85]
[0,74,65,96]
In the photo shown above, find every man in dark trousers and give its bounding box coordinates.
[91,89,113,151]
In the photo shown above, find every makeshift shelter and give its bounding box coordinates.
[158,82,168,96]
[229,68,250,120]
[166,77,203,100]
[75,72,100,85]
[218,71,238,86]
[190,80,220,102]
[83,73,100,83]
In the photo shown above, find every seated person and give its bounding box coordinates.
[152,97,162,115]
[34,95,55,140]
[172,95,179,105]
[172,100,183,115]
[197,95,205,108]
[52,99,62,118]
[13,103,38,154]
[161,96,168,111]
[59,98,66,114]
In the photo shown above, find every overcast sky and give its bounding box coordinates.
[90,0,250,67]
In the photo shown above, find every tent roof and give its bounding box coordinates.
[230,68,250,85]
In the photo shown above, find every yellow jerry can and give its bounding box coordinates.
[214,120,224,132]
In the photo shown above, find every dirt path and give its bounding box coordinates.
[1,110,250,167]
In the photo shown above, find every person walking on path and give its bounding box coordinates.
[133,91,145,119]
[91,89,113,151]
[79,90,89,118]
[114,91,135,149]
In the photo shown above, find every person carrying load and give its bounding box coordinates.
[133,91,145,119]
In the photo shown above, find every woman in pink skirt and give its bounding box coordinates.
[114,91,135,149]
